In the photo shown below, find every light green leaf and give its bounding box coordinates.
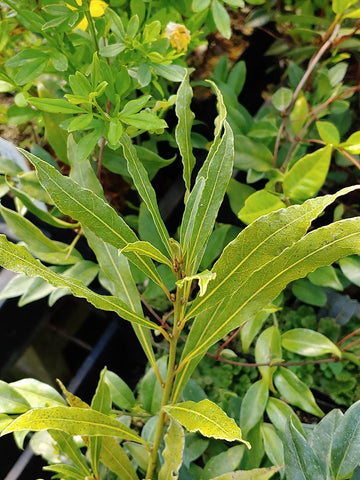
[0,380,30,414]
[339,255,360,286]
[180,120,234,273]
[84,228,159,376]
[21,149,167,290]
[1,406,148,445]
[316,121,340,145]
[211,0,231,38]
[238,190,286,225]
[284,419,325,480]
[164,399,250,447]
[28,97,85,114]
[108,119,123,146]
[234,135,273,172]
[177,270,216,297]
[100,437,139,480]
[104,370,135,411]
[120,134,171,257]
[292,278,327,307]
[192,0,211,11]
[10,379,65,408]
[281,328,342,358]
[174,188,360,400]
[49,430,91,477]
[274,367,324,417]
[266,398,304,436]
[283,146,332,202]
[67,113,94,132]
[261,423,284,466]
[175,72,196,195]
[0,204,82,265]
[159,419,185,480]
[0,235,162,332]
[272,87,293,111]
[139,356,168,415]
[240,380,269,435]
[211,465,282,480]
[308,265,343,290]
[227,179,255,217]
[121,112,167,130]
[43,464,85,480]
[204,445,244,480]
[289,93,309,135]
[255,327,282,392]
[331,400,360,479]
[122,241,173,269]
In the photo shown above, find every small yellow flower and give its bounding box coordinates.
[67,0,108,31]
[164,22,191,53]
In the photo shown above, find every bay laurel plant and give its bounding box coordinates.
[1,74,360,480]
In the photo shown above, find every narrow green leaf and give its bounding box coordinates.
[28,97,85,114]
[282,328,342,358]
[283,146,332,202]
[120,134,171,257]
[180,121,234,273]
[104,370,135,411]
[67,113,94,132]
[255,327,282,393]
[43,464,85,480]
[139,357,168,415]
[1,406,148,445]
[204,445,244,479]
[211,0,231,38]
[159,419,185,480]
[164,399,250,447]
[274,367,324,417]
[0,235,162,332]
[284,419,325,480]
[261,423,284,466]
[100,437,139,480]
[49,430,91,477]
[0,204,82,265]
[122,241,173,269]
[331,400,360,479]
[187,187,358,321]
[240,380,269,435]
[84,228,159,375]
[175,72,196,195]
[211,465,282,480]
[21,149,167,290]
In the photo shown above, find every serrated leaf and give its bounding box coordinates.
[1,406,148,445]
[159,419,185,480]
[283,146,332,202]
[284,419,325,480]
[274,367,324,417]
[164,399,250,447]
[20,149,166,290]
[281,328,342,358]
[175,72,196,195]
[0,235,162,332]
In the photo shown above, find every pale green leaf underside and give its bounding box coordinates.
[159,419,185,480]
[2,406,147,446]
[211,465,283,480]
[122,241,173,269]
[0,235,163,333]
[164,399,250,447]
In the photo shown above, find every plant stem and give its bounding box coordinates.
[145,286,183,479]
